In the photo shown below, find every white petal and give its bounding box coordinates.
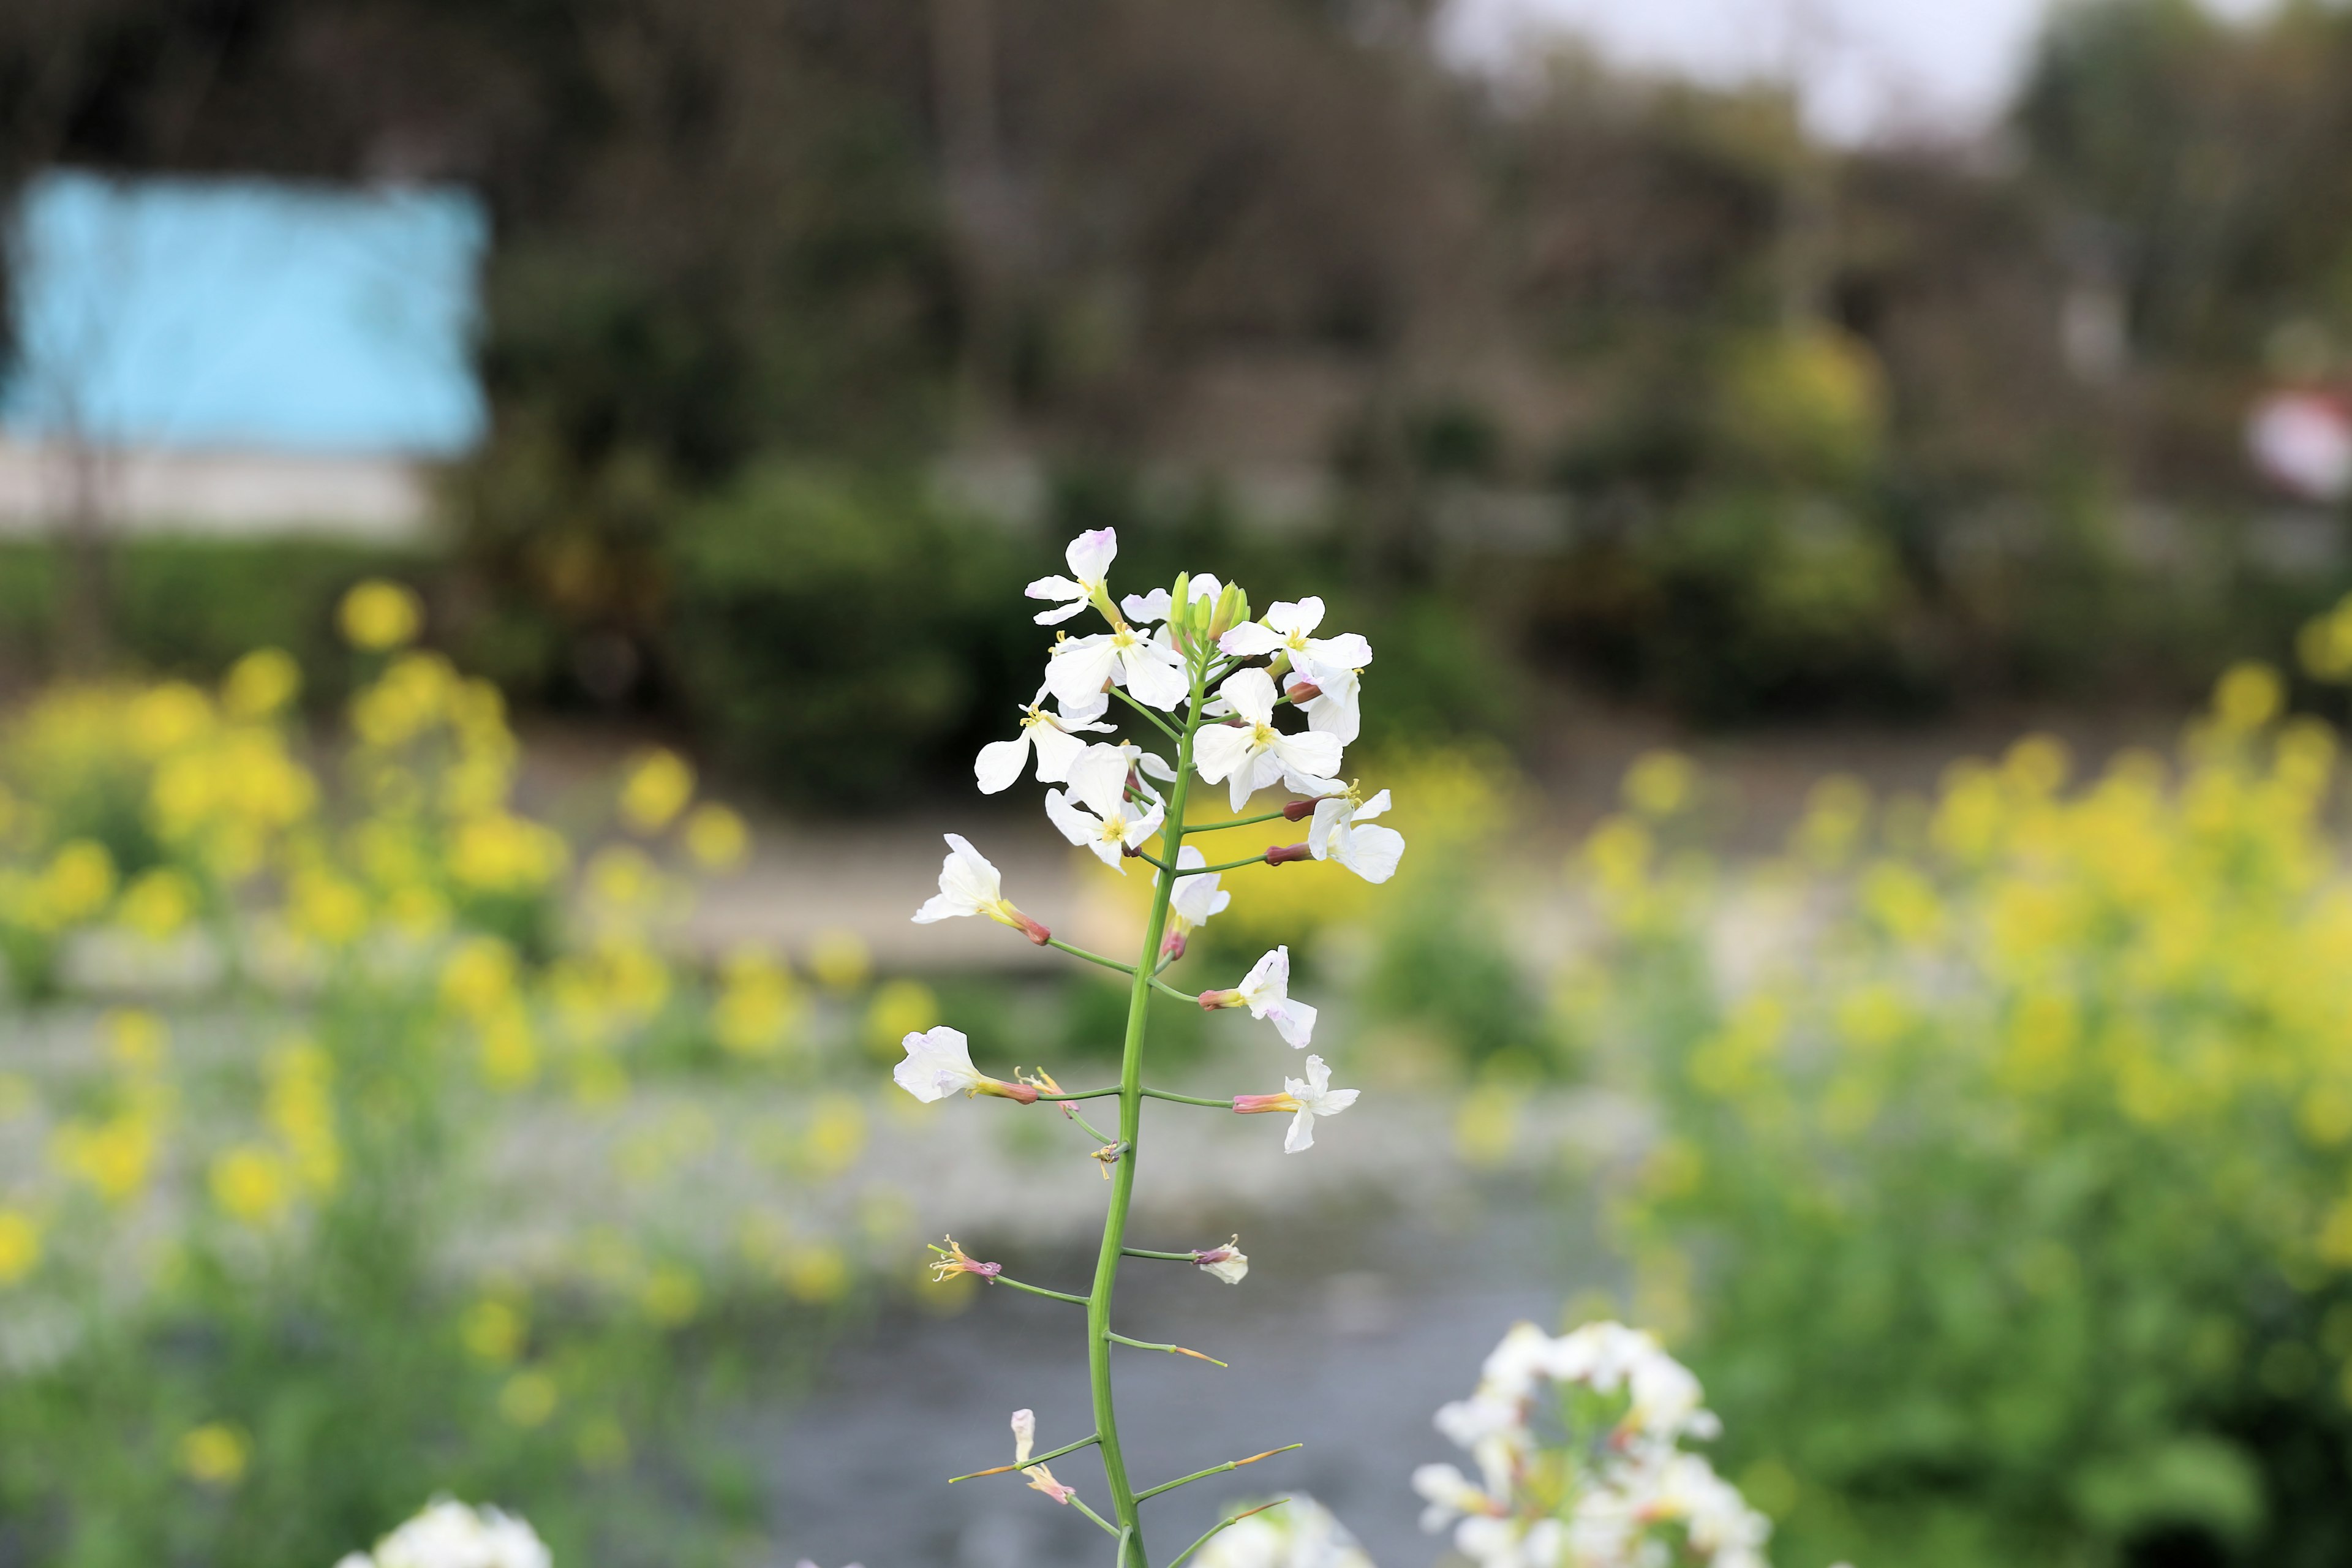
[1043,788,1096,848]
[1058,688,1113,726]
[1355,788,1392,822]
[1029,723,1088,783]
[1192,724,1256,786]
[1218,623,1286,659]
[1119,643,1191,710]
[1303,686,1362,745]
[1272,730,1343,781]
[1137,751,1177,783]
[1065,527,1117,583]
[1045,638,1120,709]
[939,834,1003,907]
[975,735,1031,794]
[1085,836,1126,871]
[1121,589,1172,624]
[1031,599,1090,626]
[1218,668,1277,725]
[1336,823,1405,884]
[1308,795,1347,859]
[1284,1106,1317,1153]
[1267,597,1324,635]
[1123,799,1167,848]
[1026,574,1084,601]
[912,893,965,924]
[1066,744,1134,820]
[1269,998,1317,1049]
[1316,1087,1360,1114]
[1308,630,1371,669]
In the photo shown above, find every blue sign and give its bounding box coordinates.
[4,170,488,457]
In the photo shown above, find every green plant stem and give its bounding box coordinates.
[1133,851,1175,873]
[1121,1246,1199,1262]
[1109,1332,1227,1366]
[1150,978,1197,1005]
[1049,939,1137,976]
[1070,1494,1124,1538]
[1140,1087,1234,1109]
[992,1276,1090,1306]
[1166,1502,1289,1568]
[1110,686,1182,744]
[1133,1444,1303,1501]
[1178,852,1270,876]
[1060,1106,1117,1144]
[947,1432,1101,1483]
[1085,658,1206,1568]
[1039,1088,1124,1103]
[1183,807,1290,835]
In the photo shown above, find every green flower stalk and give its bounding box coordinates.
[897,532,1402,1566]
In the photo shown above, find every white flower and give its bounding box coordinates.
[1413,1463,1499,1534]
[1284,665,1363,745]
[1025,528,1118,625]
[1046,744,1167,872]
[1307,785,1404,883]
[1193,1493,1376,1568]
[1046,623,1192,712]
[892,1026,1035,1104]
[1234,1054,1359,1152]
[1192,1235,1249,1284]
[1162,845,1232,957]
[911,834,1050,941]
[1121,573,1222,625]
[1236,944,1317,1047]
[358,1499,551,1568]
[974,686,1114,793]
[1216,597,1372,683]
[1192,669,1343,811]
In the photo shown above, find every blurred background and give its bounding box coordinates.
[7,0,2352,1564]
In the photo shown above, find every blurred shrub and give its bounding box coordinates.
[1570,667,2352,1567]
[0,600,892,1567]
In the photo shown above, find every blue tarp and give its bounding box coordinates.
[2,170,488,457]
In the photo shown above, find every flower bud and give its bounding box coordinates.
[1160,927,1188,962]
[1265,842,1312,865]
[1167,573,1194,652]
[1232,1090,1302,1115]
[1209,584,1248,641]
[1282,798,1318,821]
[973,1077,1042,1104]
[1198,987,1244,1011]
[1286,680,1322,703]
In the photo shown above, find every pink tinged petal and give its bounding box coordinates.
[1336,822,1405,884]
[1191,724,1256,786]
[1267,997,1317,1049]
[975,735,1031,794]
[1121,588,1173,624]
[1044,788,1096,848]
[1218,668,1279,724]
[1028,723,1088,784]
[1266,597,1324,636]
[1217,622,1286,658]
[1065,527,1117,582]
[1242,946,1289,1005]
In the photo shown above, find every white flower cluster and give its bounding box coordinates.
[1413,1322,1771,1568]
[900,527,1404,1151]
[333,1499,551,1568]
[1196,1494,1378,1568]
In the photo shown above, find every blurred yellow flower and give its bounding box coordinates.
[712,949,800,1057]
[118,867,197,940]
[683,802,750,870]
[178,1423,249,1487]
[799,1096,868,1180]
[1623,750,1696,818]
[266,1042,342,1193]
[102,1009,168,1074]
[53,1112,158,1204]
[209,1144,294,1225]
[448,813,567,894]
[640,1263,703,1326]
[498,1369,559,1428]
[780,1243,848,1304]
[619,749,695,835]
[126,682,213,758]
[809,929,873,992]
[575,1415,631,1474]
[477,1006,540,1090]
[2214,660,2284,734]
[33,839,115,927]
[863,978,938,1059]
[0,1209,42,1286]
[461,1298,526,1363]
[442,937,519,1017]
[339,578,422,651]
[221,647,301,719]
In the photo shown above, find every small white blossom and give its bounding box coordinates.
[911,834,1050,941]
[1192,669,1343,812]
[345,1499,551,1568]
[1193,1234,1249,1284]
[1216,597,1371,683]
[1164,845,1232,954]
[1234,1054,1359,1152]
[1046,622,1192,712]
[1242,944,1316,1047]
[1046,744,1167,872]
[1025,528,1118,625]
[1193,1493,1374,1568]
[892,1026,1035,1104]
[974,686,1114,793]
[1307,785,1404,883]
[1121,574,1222,625]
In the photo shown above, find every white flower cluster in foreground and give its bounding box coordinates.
[333,1499,550,1568]
[1196,1493,1377,1568]
[1413,1322,1773,1568]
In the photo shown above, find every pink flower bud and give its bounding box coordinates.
[1264,842,1312,865]
[1232,1091,1300,1115]
[1160,927,1188,962]
[1282,798,1318,821]
[1286,680,1323,703]
[1198,988,1243,1011]
[1011,910,1052,945]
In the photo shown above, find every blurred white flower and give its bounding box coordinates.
[1046,744,1167,872]
[911,834,1050,942]
[1025,528,1119,625]
[1193,1494,1375,1568]
[1202,945,1317,1049]
[1307,786,1403,884]
[342,1499,550,1568]
[974,686,1114,793]
[1192,669,1343,812]
[1234,1054,1359,1153]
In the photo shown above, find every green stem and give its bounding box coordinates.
[992,1276,1089,1306]
[1110,685,1182,744]
[1109,1331,1227,1366]
[1183,807,1289,835]
[947,1432,1101,1483]
[1178,852,1270,876]
[1039,1088,1124,1103]
[1150,978,1197,1006]
[1133,1444,1302,1502]
[1049,938,1137,976]
[1140,1087,1233,1109]
[1069,1494,1124,1539]
[1121,1246,1199,1262]
[1166,1502,1291,1568]
[1086,654,1207,1568]
[1061,1107,1117,1144]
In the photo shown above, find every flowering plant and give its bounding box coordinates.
[1414,1321,1771,1568]
[900,532,1400,1566]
